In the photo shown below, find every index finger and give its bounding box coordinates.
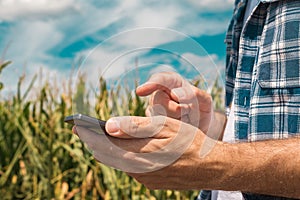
[136,72,184,96]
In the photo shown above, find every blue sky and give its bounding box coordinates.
[0,0,234,95]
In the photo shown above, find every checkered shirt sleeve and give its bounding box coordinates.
[226,0,300,141]
[199,0,300,199]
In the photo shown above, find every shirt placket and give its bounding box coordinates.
[233,2,267,141]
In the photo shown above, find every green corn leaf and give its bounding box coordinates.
[22,74,37,101]
[0,61,12,74]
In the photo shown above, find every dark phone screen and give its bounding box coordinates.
[64,114,107,134]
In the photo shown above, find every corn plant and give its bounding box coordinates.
[0,61,223,199]
[0,61,11,91]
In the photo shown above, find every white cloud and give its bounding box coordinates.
[0,60,72,100]
[76,41,226,90]
[55,2,122,47]
[180,52,225,88]
[74,27,194,83]
[187,0,235,11]
[77,48,121,80]
[133,5,183,28]
[178,17,231,36]
[110,0,233,38]
[111,28,184,49]
[7,20,62,59]
[149,64,176,75]
[181,52,223,72]
[0,19,68,96]
[0,0,233,95]
[0,0,79,21]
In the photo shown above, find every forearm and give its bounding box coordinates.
[99,113,299,198]
[206,137,300,198]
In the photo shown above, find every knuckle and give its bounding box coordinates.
[195,88,212,101]
[174,104,181,113]
[130,116,151,128]
[174,105,184,118]
[149,72,170,80]
[152,90,163,102]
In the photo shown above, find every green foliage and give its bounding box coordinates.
[210,78,225,111]
[0,67,218,199]
[0,61,12,91]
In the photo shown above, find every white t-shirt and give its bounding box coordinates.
[210,0,261,199]
[211,103,243,200]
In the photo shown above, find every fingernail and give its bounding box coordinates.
[106,118,120,134]
[171,88,185,99]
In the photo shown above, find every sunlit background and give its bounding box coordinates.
[0,1,235,198]
[0,0,234,95]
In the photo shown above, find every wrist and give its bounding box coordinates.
[197,141,248,191]
[194,140,232,190]
[206,110,227,140]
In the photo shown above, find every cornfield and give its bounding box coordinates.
[0,61,224,200]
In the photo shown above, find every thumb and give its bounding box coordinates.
[106,116,167,139]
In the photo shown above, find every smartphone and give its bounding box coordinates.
[64,114,107,134]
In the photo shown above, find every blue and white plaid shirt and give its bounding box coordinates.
[199,0,300,199]
[227,0,300,142]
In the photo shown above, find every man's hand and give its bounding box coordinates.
[136,72,225,140]
[72,116,300,198]
[73,115,223,187]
